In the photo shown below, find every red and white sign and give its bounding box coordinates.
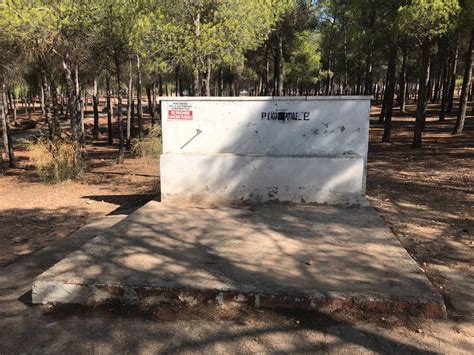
[168,109,193,120]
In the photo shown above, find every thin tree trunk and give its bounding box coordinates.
[115,58,125,164]
[146,85,155,125]
[50,81,61,139]
[453,29,474,134]
[1,87,14,167]
[398,45,408,113]
[204,62,211,97]
[136,54,144,140]
[126,60,133,148]
[447,36,459,113]
[439,53,450,121]
[40,85,45,118]
[273,33,283,96]
[80,89,85,142]
[62,56,80,142]
[106,76,113,145]
[92,79,99,140]
[41,70,55,139]
[413,42,431,148]
[382,45,397,142]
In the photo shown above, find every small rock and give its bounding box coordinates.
[305,260,313,266]
[296,320,300,324]
[416,328,423,334]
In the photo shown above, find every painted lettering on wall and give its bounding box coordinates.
[261,112,310,121]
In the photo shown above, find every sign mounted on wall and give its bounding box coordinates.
[168,102,193,120]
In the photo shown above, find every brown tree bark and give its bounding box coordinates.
[398,45,408,113]
[413,42,431,148]
[115,57,125,164]
[136,54,144,140]
[92,79,100,140]
[273,33,284,96]
[106,76,113,146]
[1,87,14,167]
[453,29,474,135]
[126,60,133,148]
[382,45,397,142]
[447,36,459,113]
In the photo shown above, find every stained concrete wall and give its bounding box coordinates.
[160,97,371,205]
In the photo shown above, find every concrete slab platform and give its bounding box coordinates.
[32,201,445,318]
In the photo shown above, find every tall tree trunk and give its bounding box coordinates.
[7,91,17,125]
[379,61,391,123]
[159,74,164,96]
[204,62,211,97]
[175,67,180,96]
[41,70,55,139]
[273,33,284,96]
[439,53,450,121]
[398,45,408,113]
[73,65,84,143]
[50,81,61,139]
[106,76,113,145]
[136,54,144,140]
[115,57,125,164]
[447,36,459,113]
[146,84,155,125]
[1,87,14,167]
[382,45,397,142]
[40,85,45,118]
[413,42,431,148]
[453,29,474,135]
[126,60,133,148]
[92,79,99,140]
[62,56,80,142]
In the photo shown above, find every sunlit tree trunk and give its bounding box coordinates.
[92,79,99,140]
[1,86,14,168]
[447,36,459,113]
[453,29,474,135]
[126,60,133,148]
[136,54,144,140]
[106,76,113,146]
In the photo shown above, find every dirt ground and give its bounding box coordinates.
[0,100,473,352]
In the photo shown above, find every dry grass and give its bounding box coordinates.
[26,137,86,182]
[132,126,162,161]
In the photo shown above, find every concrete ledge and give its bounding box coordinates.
[32,282,446,318]
[161,153,365,205]
[32,201,446,318]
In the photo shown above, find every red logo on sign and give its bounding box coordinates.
[168,109,193,120]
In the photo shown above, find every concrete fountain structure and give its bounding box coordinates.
[32,96,445,317]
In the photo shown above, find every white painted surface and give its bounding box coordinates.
[161,153,365,205]
[159,97,371,205]
[161,97,370,159]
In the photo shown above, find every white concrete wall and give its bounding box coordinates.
[161,153,365,205]
[160,97,371,205]
[162,97,370,159]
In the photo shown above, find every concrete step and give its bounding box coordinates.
[32,201,445,318]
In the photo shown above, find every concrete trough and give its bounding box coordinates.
[32,201,446,318]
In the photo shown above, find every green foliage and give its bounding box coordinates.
[397,0,461,43]
[287,31,322,86]
[157,0,289,76]
[26,138,86,183]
